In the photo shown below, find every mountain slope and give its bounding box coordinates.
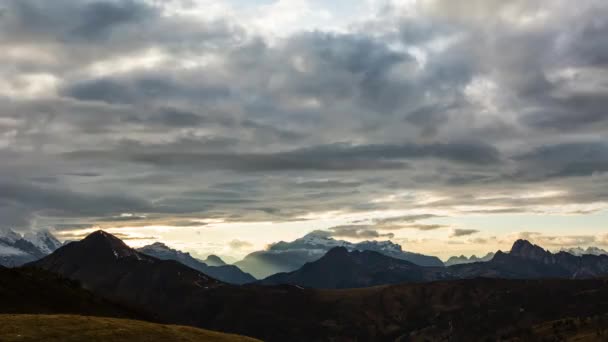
[0,315,260,342]
[259,247,448,288]
[137,242,255,284]
[236,231,443,278]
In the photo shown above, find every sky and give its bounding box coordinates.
[1,0,607,260]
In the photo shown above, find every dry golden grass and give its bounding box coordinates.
[0,314,261,342]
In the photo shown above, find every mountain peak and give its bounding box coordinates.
[81,230,139,259]
[510,239,550,260]
[325,246,349,257]
[204,254,226,266]
[150,241,170,249]
[23,229,62,254]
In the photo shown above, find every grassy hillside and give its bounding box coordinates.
[0,314,260,342]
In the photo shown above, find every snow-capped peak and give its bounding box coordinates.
[23,229,62,255]
[297,230,345,247]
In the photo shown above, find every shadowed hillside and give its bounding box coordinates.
[0,266,140,318]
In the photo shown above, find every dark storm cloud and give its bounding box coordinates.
[2,0,156,42]
[521,93,608,131]
[516,141,608,178]
[63,75,232,105]
[0,182,151,227]
[62,140,500,172]
[1,0,608,233]
[73,0,155,41]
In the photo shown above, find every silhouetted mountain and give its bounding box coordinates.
[444,252,495,266]
[448,240,608,280]
[260,246,448,288]
[261,240,608,289]
[25,232,608,341]
[138,242,255,284]
[204,254,227,266]
[235,231,443,278]
[0,229,62,267]
[30,231,223,315]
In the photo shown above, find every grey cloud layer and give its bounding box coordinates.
[0,0,607,231]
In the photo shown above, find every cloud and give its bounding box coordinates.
[228,239,253,250]
[512,232,606,247]
[0,0,607,244]
[62,140,500,173]
[450,228,480,237]
[327,225,395,239]
[0,182,151,227]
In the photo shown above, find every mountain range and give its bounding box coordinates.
[259,246,449,288]
[260,239,608,288]
[0,229,62,267]
[235,230,443,278]
[137,242,255,284]
[560,246,608,256]
[444,252,495,266]
[13,231,608,341]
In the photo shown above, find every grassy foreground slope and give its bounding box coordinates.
[0,314,261,342]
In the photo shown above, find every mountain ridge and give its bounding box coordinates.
[235,230,443,278]
[261,239,608,288]
[137,242,255,284]
[0,229,62,267]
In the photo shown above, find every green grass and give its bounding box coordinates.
[0,314,261,342]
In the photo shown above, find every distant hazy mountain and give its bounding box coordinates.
[261,239,608,289]
[138,242,255,284]
[259,247,448,288]
[0,229,62,267]
[560,246,608,256]
[203,255,227,267]
[445,252,495,266]
[235,230,443,278]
